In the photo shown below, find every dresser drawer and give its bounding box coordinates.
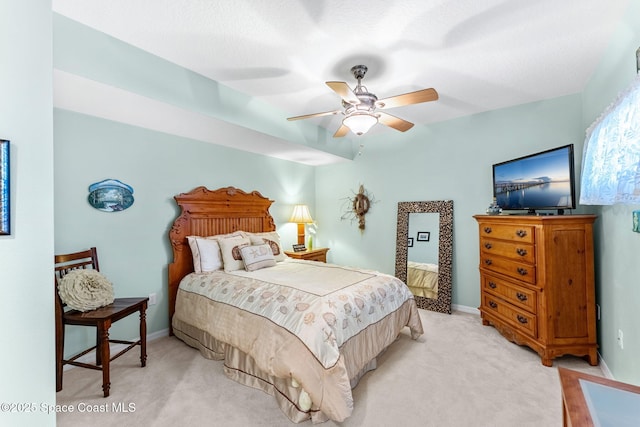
[480,237,535,263]
[480,255,536,284]
[481,273,537,313]
[478,222,535,244]
[482,294,537,338]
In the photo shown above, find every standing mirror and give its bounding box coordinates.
[395,200,453,314]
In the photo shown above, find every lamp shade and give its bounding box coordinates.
[289,204,314,223]
[343,113,378,135]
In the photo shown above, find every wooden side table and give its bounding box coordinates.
[285,247,329,263]
[558,367,640,426]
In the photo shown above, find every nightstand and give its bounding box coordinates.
[285,247,329,263]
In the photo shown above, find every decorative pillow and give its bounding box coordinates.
[187,231,246,273]
[218,235,251,272]
[248,231,287,262]
[240,244,277,272]
[187,236,223,273]
[57,269,115,312]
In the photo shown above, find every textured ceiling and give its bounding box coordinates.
[52,0,629,150]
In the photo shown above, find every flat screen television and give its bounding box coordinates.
[492,144,576,215]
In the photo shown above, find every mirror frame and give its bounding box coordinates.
[395,200,453,314]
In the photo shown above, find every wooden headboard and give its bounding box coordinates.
[167,186,275,330]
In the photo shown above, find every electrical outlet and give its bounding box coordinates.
[149,293,157,306]
[618,329,624,349]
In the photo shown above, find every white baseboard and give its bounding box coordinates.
[452,304,480,315]
[598,353,614,379]
[62,328,170,371]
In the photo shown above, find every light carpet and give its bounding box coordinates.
[56,309,603,426]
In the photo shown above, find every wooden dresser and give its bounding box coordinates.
[473,215,598,366]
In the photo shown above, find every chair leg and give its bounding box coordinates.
[95,327,102,366]
[140,302,147,367]
[56,323,64,392]
[98,320,111,397]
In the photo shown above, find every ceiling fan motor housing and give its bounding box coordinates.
[342,91,378,112]
[351,65,368,80]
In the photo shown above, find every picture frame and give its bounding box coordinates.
[417,231,430,242]
[0,140,9,235]
[407,237,414,247]
[292,243,307,252]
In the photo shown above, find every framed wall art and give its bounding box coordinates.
[0,140,10,235]
[88,179,134,212]
[417,231,430,242]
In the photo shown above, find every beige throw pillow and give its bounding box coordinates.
[218,235,251,272]
[248,231,287,262]
[57,269,115,312]
[240,244,277,272]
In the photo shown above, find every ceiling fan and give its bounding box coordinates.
[287,65,438,137]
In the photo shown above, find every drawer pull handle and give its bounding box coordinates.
[516,293,528,301]
[517,315,528,324]
[484,242,493,249]
[488,281,497,289]
[484,227,492,234]
[489,301,498,309]
[517,267,528,276]
[516,229,527,238]
[484,259,493,266]
[516,248,528,256]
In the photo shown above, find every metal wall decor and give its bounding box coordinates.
[0,140,9,235]
[341,184,376,231]
[88,179,134,212]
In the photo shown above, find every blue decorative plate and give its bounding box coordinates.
[88,179,134,212]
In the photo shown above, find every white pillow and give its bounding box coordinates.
[240,244,277,272]
[187,236,223,273]
[187,231,246,273]
[248,231,287,262]
[218,235,251,272]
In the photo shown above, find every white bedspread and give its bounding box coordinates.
[178,258,419,369]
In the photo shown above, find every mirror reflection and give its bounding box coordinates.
[407,213,439,299]
[395,200,453,314]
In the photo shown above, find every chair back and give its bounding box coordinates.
[54,247,100,312]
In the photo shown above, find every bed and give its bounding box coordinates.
[407,261,438,299]
[168,186,423,423]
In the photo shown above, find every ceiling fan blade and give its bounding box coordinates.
[326,81,361,105]
[377,112,414,132]
[287,110,341,121]
[333,124,350,138]
[376,88,439,109]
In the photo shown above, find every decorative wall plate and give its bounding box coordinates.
[88,179,134,212]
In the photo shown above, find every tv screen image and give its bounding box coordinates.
[492,144,576,214]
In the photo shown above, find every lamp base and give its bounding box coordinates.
[297,223,305,245]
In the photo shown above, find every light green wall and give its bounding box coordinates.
[581,0,640,385]
[0,1,55,426]
[54,109,315,356]
[316,94,586,308]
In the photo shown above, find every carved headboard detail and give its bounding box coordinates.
[167,186,275,331]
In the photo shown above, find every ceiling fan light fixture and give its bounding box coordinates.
[343,113,378,135]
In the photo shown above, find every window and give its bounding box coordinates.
[580,73,640,205]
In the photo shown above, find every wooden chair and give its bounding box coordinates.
[55,247,148,397]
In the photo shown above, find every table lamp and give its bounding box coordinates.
[289,204,314,246]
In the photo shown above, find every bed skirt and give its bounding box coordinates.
[172,298,421,423]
